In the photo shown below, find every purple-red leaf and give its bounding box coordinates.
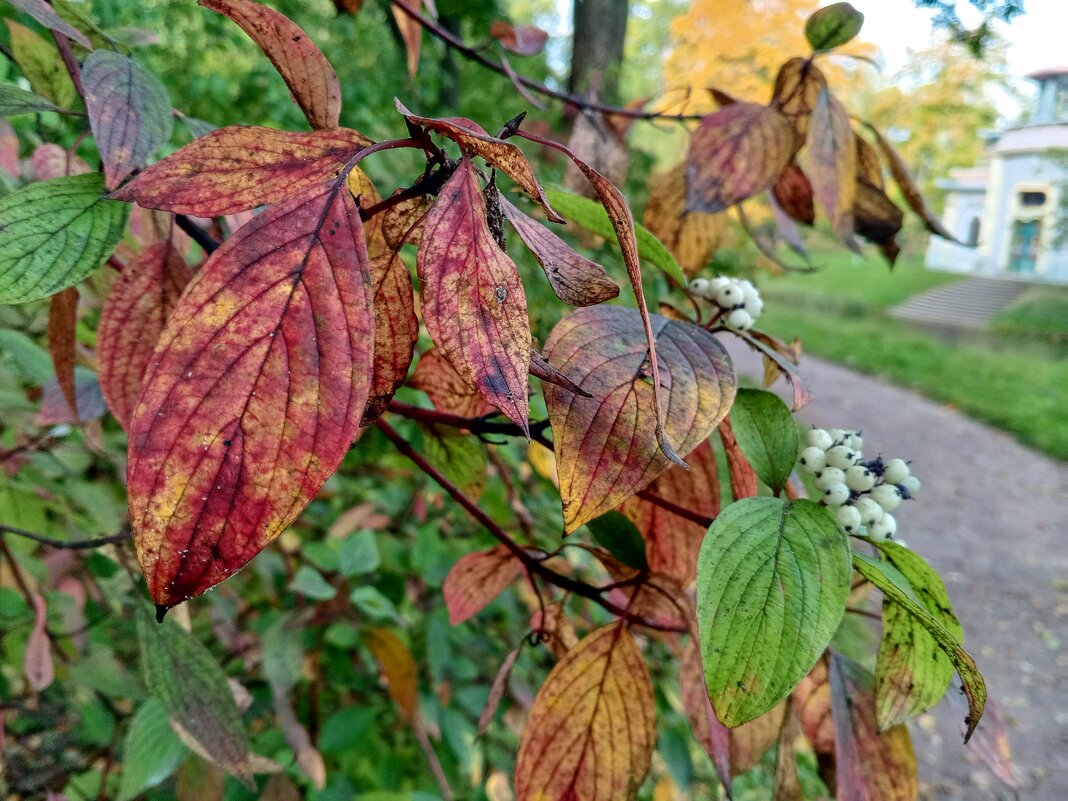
[442,545,520,625]
[98,240,193,430]
[112,126,371,217]
[686,103,797,213]
[490,21,548,56]
[499,194,618,306]
[515,622,655,801]
[718,418,759,500]
[772,162,816,226]
[47,287,79,421]
[408,347,492,419]
[127,180,374,609]
[417,159,531,433]
[621,439,719,586]
[544,305,736,533]
[82,50,173,190]
[807,89,857,248]
[8,0,92,48]
[200,0,342,130]
[24,594,54,693]
[396,102,563,223]
[30,143,89,181]
[680,640,731,794]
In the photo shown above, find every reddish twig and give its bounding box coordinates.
[376,419,685,632]
[388,0,702,123]
[635,489,715,528]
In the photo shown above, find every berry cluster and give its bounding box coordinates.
[689,276,764,332]
[797,428,921,541]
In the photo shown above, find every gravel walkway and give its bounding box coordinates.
[724,341,1068,800]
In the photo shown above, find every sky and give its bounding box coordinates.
[817,0,1068,118]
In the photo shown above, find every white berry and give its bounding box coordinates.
[744,296,764,317]
[690,278,711,297]
[847,432,863,451]
[844,464,875,492]
[725,308,753,332]
[869,513,897,541]
[822,482,850,506]
[828,428,847,443]
[836,504,862,533]
[806,428,833,450]
[854,497,884,527]
[870,484,902,512]
[902,475,921,495]
[814,467,846,490]
[715,284,742,308]
[883,458,910,484]
[798,446,827,473]
[825,445,857,470]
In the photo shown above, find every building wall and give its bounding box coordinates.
[926,189,986,272]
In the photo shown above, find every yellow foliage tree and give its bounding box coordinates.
[662,0,875,113]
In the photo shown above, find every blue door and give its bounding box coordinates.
[1009,220,1040,273]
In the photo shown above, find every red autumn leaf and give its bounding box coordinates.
[771,57,827,141]
[346,168,385,256]
[830,654,919,801]
[82,50,173,190]
[24,593,54,693]
[490,21,548,56]
[98,240,193,430]
[545,305,735,533]
[947,690,1020,789]
[200,0,342,130]
[737,330,812,411]
[417,159,531,433]
[112,125,371,217]
[731,704,788,774]
[686,102,796,213]
[772,162,816,226]
[31,143,91,181]
[807,88,858,249]
[127,180,374,609]
[680,640,732,794]
[599,558,691,632]
[794,656,835,759]
[621,439,719,586]
[364,627,418,720]
[442,545,520,625]
[390,0,423,80]
[718,418,759,500]
[863,122,957,242]
[408,347,492,419]
[37,373,105,425]
[47,287,79,420]
[499,194,619,306]
[514,623,655,801]
[478,644,522,735]
[361,253,418,426]
[7,0,92,49]
[396,102,563,223]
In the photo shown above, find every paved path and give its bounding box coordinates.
[725,341,1068,800]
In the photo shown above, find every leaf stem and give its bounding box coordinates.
[375,419,685,632]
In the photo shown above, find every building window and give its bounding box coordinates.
[1020,191,1047,207]
[967,216,981,246]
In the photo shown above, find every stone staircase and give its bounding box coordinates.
[889,275,1031,328]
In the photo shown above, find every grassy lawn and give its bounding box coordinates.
[753,249,1068,460]
[992,284,1068,344]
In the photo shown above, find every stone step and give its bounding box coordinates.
[889,276,1029,328]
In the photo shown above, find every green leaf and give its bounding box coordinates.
[261,613,305,694]
[805,2,865,51]
[117,698,188,801]
[545,186,688,286]
[6,20,77,109]
[696,497,851,726]
[586,509,648,571]
[0,174,129,304]
[729,388,799,493]
[0,83,62,116]
[420,422,487,500]
[289,565,337,601]
[135,609,255,787]
[853,551,986,741]
[339,530,381,577]
[871,541,962,730]
[350,586,399,621]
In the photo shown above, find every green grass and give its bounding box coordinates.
[992,285,1068,344]
[754,250,1068,460]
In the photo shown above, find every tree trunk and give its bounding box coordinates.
[568,0,629,104]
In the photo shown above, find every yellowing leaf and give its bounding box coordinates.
[515,623,655,801]
[417,159,531,433]
[644,164,728,276]
[361,252,417,425]
[807,88,857,248]
[128,180,374,609]
[771,57,827,140]
[200,0,342,130]
[544,305,736,533]
[113,126,371,217]
[686,103,796,213]
[364,627,418,720]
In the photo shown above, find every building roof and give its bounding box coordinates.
[1027,67,1068,81]
[936,166,989,192]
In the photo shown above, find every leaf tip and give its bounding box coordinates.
[657,424,688,469]
[155,603,172,624]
